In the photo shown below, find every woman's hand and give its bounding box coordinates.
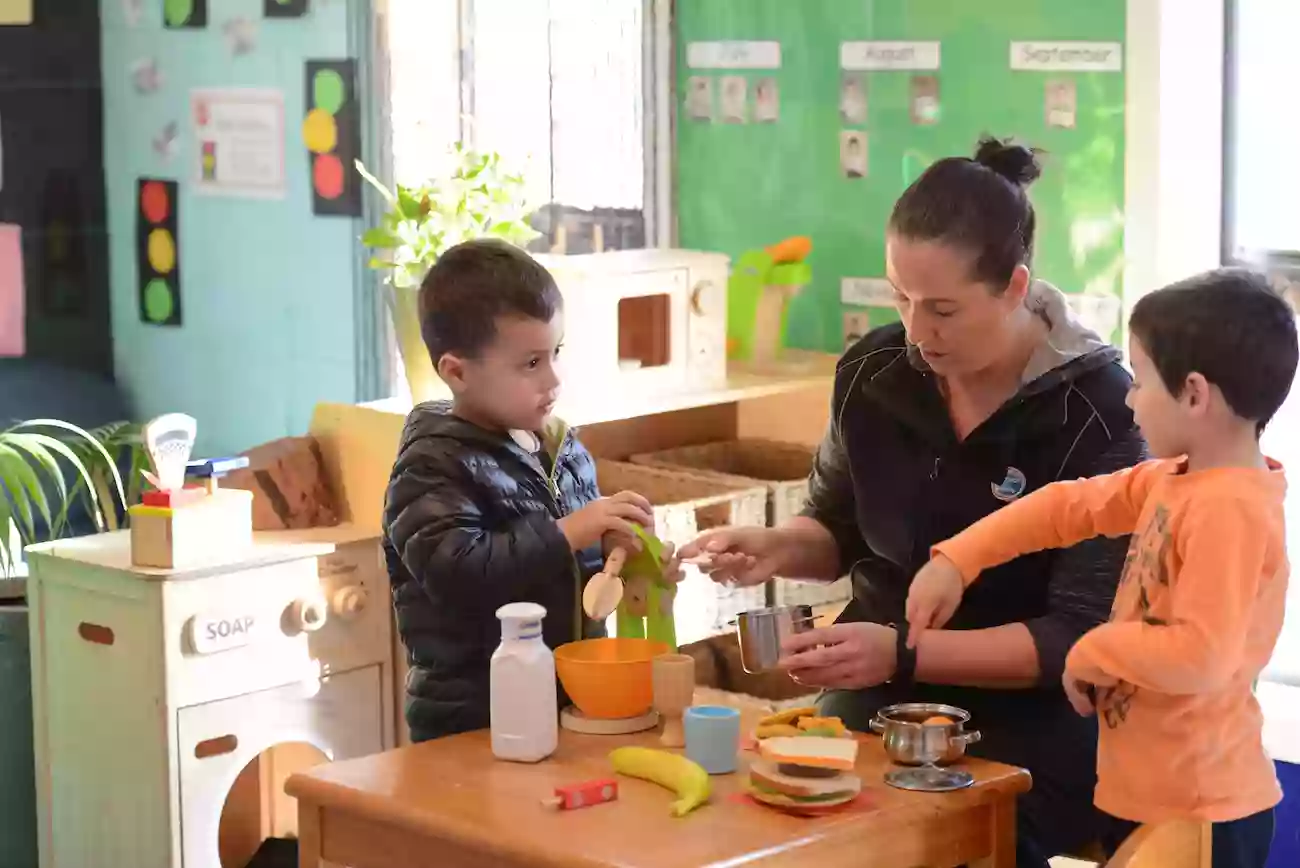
[778,623,898,690]
[677,526,784,587]
[905,554,966,647]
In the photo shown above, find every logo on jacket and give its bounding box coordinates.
[991,466,1027,502]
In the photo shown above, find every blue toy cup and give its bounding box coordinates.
[683,705,742,774]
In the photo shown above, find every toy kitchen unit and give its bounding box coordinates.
[25,523,396,867]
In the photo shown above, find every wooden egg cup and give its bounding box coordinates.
[652,654,696,748]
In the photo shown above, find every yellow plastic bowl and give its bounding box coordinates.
[554,637,670,719]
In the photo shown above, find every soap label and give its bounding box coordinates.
[187,611,260,654]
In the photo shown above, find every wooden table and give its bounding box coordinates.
[286,713,1031,868]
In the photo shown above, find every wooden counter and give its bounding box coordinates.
[286,702,1030,868]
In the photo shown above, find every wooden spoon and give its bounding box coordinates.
[582,546,627,620]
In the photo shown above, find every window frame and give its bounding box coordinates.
[369,0,675,399]
[1220,0,1300,277]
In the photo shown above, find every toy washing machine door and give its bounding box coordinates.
[178,665,384,868]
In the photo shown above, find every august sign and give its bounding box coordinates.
[840,41,941,71]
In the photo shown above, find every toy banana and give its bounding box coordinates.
[609,747,711,817]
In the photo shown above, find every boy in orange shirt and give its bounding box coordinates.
[906,268,1297,868]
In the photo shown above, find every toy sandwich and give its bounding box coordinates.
[746,736,861,812]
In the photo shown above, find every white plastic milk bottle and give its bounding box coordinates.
[490,602,558,762]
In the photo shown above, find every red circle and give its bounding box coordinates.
[141,182,170,224]
[312,154,344,200]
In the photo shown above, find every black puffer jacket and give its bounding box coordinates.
[382,401,606,742]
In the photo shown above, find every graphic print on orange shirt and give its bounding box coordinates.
[1097,502,1171,730]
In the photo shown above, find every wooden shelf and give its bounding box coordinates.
[360,352,838,429]
[307,355,836,537]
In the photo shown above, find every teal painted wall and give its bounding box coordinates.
[676,0,1127,353]
[100,0,370,455]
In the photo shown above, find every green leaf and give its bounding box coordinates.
[19,420,127,511]
[360,227,403,249]
[2,434,67,525]
[1,441,54,530]
[396,187,422,221]
[0,444,41,541]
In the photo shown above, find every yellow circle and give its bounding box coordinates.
[148,228,176,275]
[302,109,338,155]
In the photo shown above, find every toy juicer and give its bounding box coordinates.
[556,526,683,735]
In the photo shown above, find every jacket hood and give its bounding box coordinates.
[1019,280,1116,385]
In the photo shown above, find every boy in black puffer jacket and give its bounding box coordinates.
[383,239,658,742]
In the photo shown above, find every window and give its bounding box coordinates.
[1225,1,1300,683]
[1223,0,1300,270]
[383,0,663,256]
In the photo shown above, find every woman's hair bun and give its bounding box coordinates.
[973,135,1042,188]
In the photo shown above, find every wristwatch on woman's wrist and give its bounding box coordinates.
[892,621,918,688]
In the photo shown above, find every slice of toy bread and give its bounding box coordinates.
[758,736,858,771]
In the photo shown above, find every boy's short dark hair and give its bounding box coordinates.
[1130,267,1298,434]
[418,238,563,364]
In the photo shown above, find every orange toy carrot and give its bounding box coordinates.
[765,236,812,264]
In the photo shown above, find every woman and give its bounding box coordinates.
[682,138,1145,866]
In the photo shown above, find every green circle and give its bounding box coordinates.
[144,279,174,323]
[312,70,346,115]
[164,0,193,26]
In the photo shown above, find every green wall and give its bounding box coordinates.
[675,1,1127,353]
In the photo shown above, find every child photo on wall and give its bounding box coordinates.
[720,76,747,123]
[1045,79,1077,129]
[840,130,867,178]
[842,310,870,350]
[910,75,941,125]
[840,74,867,124]
[686,75,713,121]
[754,77,779,123]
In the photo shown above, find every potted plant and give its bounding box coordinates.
[356,144,541,402]
[0,419,136,578]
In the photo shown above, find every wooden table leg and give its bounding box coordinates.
[971,795,1017,868]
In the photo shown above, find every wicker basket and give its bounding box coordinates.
[628,439,814,526]
[627,441,855,610]
[595,460,769,641]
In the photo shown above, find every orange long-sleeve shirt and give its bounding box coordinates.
[934,458,1288,823]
